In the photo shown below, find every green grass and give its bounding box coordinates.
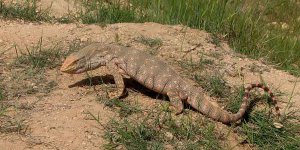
[0,0,50,21]
[13,37,75,70]
[134,36,162,55]
[224,86,300,150]
[14,37,63,69]
[99,108,222,150]
[0,88,6,117]
[0,88,3,101]
[80,0,136,24]
[5,37,77,96]
[188,67,300,149]
[98,96,142,118]
[194,74,230,98]
[134,36,162,48]
[7,39,86,96]
[79,0,300,76]
[241,111,300,150]
[90,94,222,149]
[0,118,26,134]
[0,75,7,117]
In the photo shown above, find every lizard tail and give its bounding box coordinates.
[188,83,280,124]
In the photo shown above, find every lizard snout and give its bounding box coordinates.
[60,55,78,73]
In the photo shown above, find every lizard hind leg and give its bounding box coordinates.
[167,91,185,115]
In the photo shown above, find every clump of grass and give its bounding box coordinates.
[55,12,78,24]
[80,0,136,24]
[0,0,50,21]
[210,33,221,47]
[241,111,300,149]
[100,97,142,118]
[102,109,222,150]
[14,37,64,70]
[178,57,207,73]
[134,35,162,55]
[104,118,162,150]
[135,36,162,48]
[5,37,74,97]
[0,88,6,117]
[0,118,26,134]
[225,87,245,114]
[0,88,4,101]
[195,74,230,98]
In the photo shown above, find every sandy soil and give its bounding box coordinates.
[0,1,299,150]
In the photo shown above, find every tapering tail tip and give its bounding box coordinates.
[189,83,279,124]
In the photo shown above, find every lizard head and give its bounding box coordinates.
[60,43,111,74]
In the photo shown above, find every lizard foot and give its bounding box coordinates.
[107,88,125,99]
[170,105,184,115]
[167,92,183,115]
[168,92,184,115]
[169,98,184,115]
[107,92,123,100]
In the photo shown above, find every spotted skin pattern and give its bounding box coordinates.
[60,43,280,124]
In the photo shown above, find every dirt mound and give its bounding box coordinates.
[0,19,299,149]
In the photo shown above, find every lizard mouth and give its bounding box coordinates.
[60,64,68,72]
[60,63,75,73]
[60,64,86,74]
[60,55,85,74]
[75,68,86,74]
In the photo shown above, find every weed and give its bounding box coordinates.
[2,37,73,97]
[226,87,245,114]
[104,118,162,150]
[0,88,6,117]
[195,74,230,98]
[134,35,162,55]
[0,118,27,134]
[135,36,162,48]
[55,12,77,24]
[201,59,214,66]
[241,111,300,149]
[210,33,221,47]
[14,37,64,70]
[0,0,51,21]
[80,0,136,24]
[0,88,3,101]
[179,57,205,73]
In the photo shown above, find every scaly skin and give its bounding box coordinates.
[61,43,280,124]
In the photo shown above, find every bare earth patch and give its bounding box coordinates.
[0,19,299,150]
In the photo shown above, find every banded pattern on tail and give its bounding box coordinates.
[245,83,280,116]
[188,83,280,124]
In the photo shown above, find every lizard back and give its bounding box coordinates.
[114,46,189,95]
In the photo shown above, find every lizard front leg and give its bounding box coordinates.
[106,62,126,99]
